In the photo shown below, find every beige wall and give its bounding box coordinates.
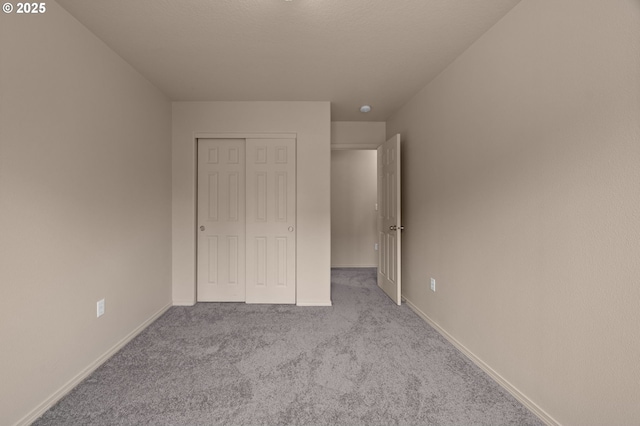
[387,0,640,425]
[331,121,386,148]
[172,102,331,306]
[0,3,173,426]
[331,150,377,267]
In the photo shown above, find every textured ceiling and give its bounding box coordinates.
[57,0,521,121]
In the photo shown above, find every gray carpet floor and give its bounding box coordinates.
[34,268,544,425]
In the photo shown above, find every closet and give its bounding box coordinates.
[196,138,296,304]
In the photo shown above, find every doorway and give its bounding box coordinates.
[331,134,402,305]
[330,149,378,268]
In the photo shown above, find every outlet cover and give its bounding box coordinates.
[97,299,105,317]
[430,278,436,292]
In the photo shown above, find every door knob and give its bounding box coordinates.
[389,225,397,231]
[200,226,205,231]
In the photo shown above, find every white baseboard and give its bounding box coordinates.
[172,299,196,306]
[297,301,332,307]
[174,298,331,307]
[15,303,172,426]
[403,297,560,426]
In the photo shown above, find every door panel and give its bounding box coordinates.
[245,138,296,304]
[378,134,402,304]
[197,139,246,302]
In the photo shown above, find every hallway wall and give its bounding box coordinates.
[331,150,378,267]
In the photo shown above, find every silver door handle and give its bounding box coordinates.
[200,226,205,231]
[389,225,405,231]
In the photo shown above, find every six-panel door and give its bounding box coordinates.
[245,139,296,304]
[197,139,246,302]
[197,138,296,304]
[377,134,401,305]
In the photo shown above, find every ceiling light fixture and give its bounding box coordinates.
[360,105,372,113]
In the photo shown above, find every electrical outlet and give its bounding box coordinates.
[97,299,105,318]
[430,278,436,292]
[374,243,379,251]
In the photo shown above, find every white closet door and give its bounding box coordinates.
[197,139,246,302]
[245,138,296,304]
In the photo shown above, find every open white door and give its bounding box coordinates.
[377,134,402,304]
